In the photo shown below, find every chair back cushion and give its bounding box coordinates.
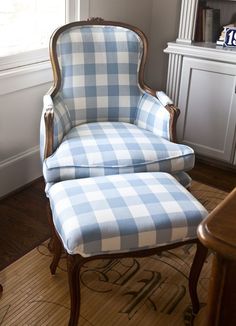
[54,24,144,125]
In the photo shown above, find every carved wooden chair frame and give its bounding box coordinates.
[43,18,180,160]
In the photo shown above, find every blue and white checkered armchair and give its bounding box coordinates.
[40,18,195,193]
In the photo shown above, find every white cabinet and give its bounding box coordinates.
[178,56,236,163]
[164,0,236,166]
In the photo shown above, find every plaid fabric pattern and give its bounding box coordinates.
[56,25,143,126]
[44,171,192,196]
[52,94,72,151]
[40,94,72,160]
[40,24,184,173]
[43,122,195,183]
[172,171,192,189]
[135,93,171,140]
[48,172,208,256]
[41,24,195,188]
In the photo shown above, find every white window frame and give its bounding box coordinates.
[0,0,85,72]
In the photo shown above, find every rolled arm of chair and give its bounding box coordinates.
[40,94,72,161]
[135,91,180,142]
[156,91,173,107]
[156,91,180,142]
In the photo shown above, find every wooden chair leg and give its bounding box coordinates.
[67,255,84,326]
[48,237,55,253]
[47,201,63,274]
[46,201,58,254]
[189,241,208,315]
[50,234,63,275]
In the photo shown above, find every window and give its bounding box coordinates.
[0,0,79,70]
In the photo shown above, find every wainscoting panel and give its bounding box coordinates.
[0,64,52,197]
[0,146,41,198]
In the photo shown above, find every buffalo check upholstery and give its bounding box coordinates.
[135,93,171,140]
[54,25,142,126]
[43,122,194,185]
[40,22,195,191]
[48,172,208,256]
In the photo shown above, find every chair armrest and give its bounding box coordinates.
[135,92,179,141]
[156,91,180,142]
[40,94,72,160]
[156,91,173,107]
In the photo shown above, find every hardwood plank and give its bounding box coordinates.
[189,160,236,192]
[0,178,49,270]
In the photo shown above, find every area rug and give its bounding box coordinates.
[0,181,228,326]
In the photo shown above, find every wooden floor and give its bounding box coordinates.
[189,160,236,193]
[0,179,49,270]
[0,160,235,271]
[0,239,213,326]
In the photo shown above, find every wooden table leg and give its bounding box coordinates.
[198,188,236,326]
[205,254,236,325]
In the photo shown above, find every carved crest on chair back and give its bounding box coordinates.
[87,17,105,23]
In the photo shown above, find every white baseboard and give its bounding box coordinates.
[0,146,42,198]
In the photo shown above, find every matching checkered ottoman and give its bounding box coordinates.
[48,172,208,325]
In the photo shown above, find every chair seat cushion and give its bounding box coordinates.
[48,172,208,256]
[43,122,194,183]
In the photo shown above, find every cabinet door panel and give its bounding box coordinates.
[178,57,236,163]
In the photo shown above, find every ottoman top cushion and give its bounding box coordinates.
[48,172,208,256]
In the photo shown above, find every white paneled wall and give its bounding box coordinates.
[0,64,53,197]
[0,0,182,197]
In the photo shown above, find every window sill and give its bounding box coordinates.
[0,60,53,96]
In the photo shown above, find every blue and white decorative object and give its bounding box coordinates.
[224,27,236,47]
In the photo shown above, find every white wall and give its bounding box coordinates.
[0,0,181,197]
[148,0,181,89]
[0,64,52,197]
[88,0,181,90]
[88,0,153,38]
[88,0,154,86]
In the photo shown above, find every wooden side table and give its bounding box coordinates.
[197,187,236,326]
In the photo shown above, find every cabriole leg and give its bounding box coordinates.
[189,241,208,315]
[67,254,84,326]
[50,234,63,275]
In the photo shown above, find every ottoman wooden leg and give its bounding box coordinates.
[67,254,84,326]
[189,241,208,315]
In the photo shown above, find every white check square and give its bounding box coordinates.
[139,230,156,247]
[101,236,121,251]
